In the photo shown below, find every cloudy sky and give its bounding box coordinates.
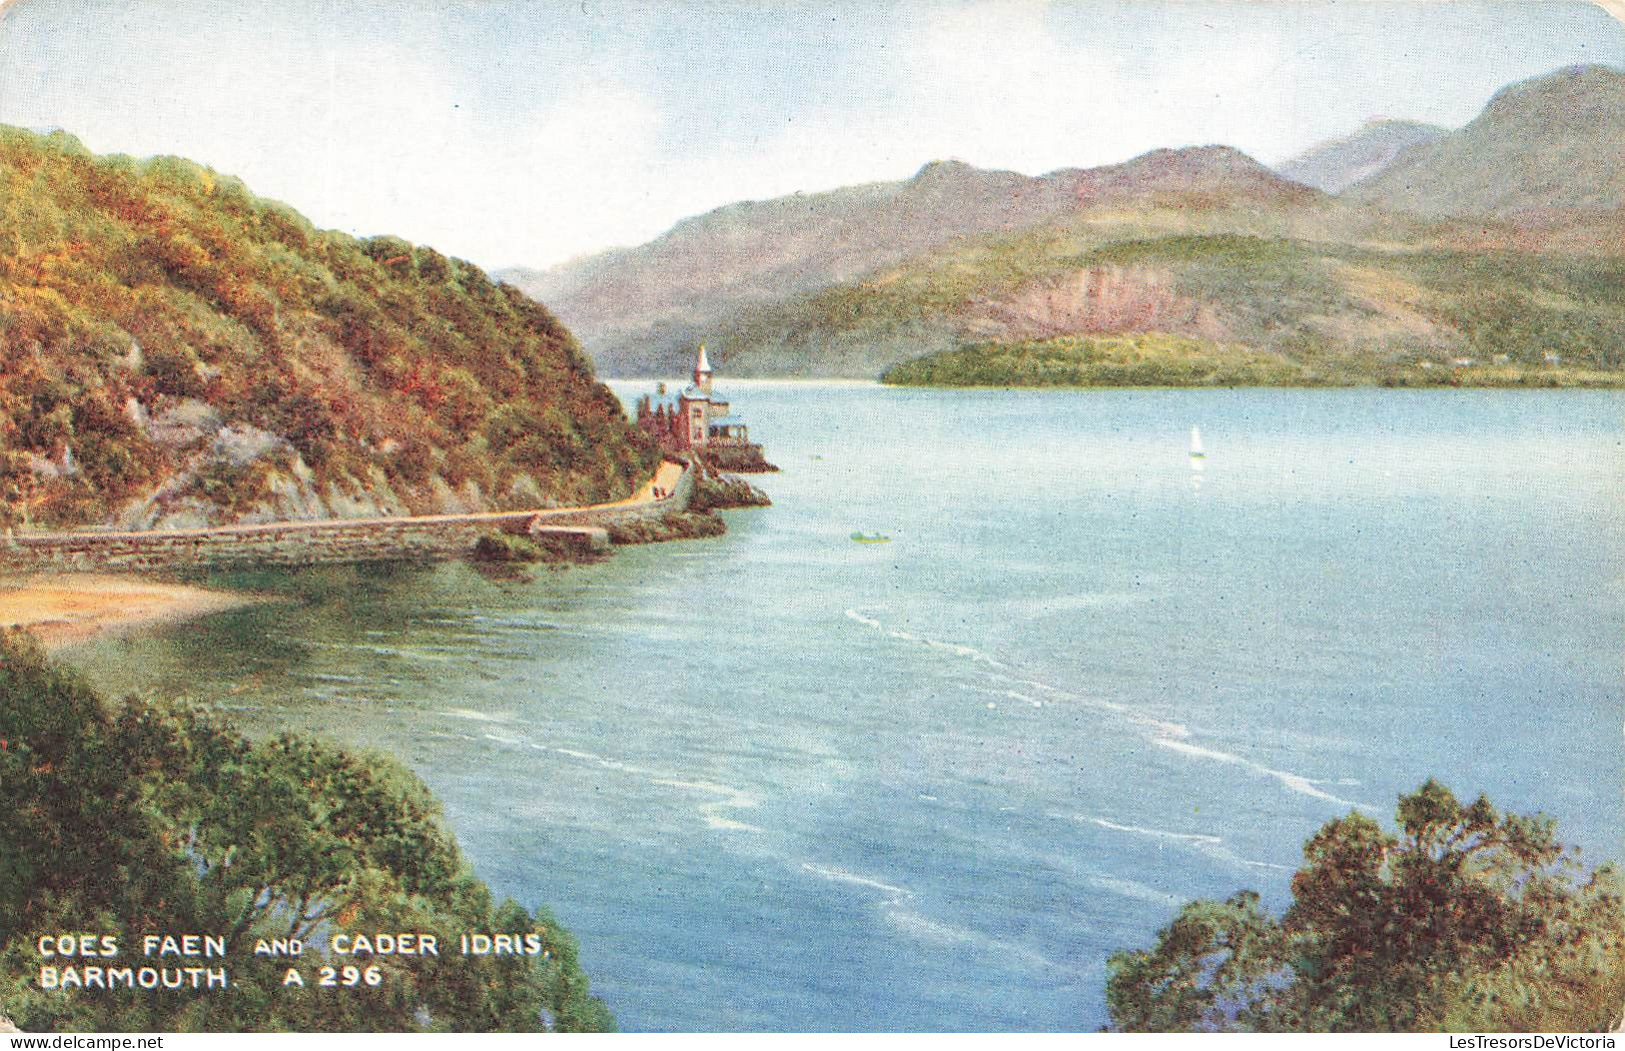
[1,0,1621,269]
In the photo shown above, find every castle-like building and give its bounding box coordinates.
[634,345,752,453]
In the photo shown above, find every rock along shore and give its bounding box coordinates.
[0,458,698,575]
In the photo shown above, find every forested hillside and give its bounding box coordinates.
[0,126,656,530]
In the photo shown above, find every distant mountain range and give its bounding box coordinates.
[502,146,1327,375]
[510,144,1310,337]
[1276,119,1448,194]
[500,63,1625,382]
[1348,64,1625,216]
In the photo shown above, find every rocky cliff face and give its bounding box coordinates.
[108,394,417,528]
[962,265,1230,344]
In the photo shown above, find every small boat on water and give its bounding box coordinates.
[1189,426,1206,460]
[850,532,891,544]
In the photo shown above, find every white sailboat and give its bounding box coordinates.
[1189,426,1206,460]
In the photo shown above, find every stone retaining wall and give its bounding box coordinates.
[0,459,694,573]
[697,444,777,473]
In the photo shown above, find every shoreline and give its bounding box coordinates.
[0,461,753,647]
[0,457,696,576]
[879,378,1625,390]
[0,573,262,650]
[614,374,1625,390]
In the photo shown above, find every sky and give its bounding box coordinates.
[0,0,1621,270]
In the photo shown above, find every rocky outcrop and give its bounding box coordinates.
[0,462,697,572]
[963,265,1230,343]
[695,445,778,473]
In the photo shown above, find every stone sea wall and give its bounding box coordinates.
[0,460,695,573]
[696,444,778,473]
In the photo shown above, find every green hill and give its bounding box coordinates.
[0,125,657,530]
[707,200,1353,378]
[881,333,1318,388]
[727,222,1625,385]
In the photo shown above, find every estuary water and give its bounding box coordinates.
[67,383,1625,1031]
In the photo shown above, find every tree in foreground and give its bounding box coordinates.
[0,630,614,1032]
[1107,780,1625,1032]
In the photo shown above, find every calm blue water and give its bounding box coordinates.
[67,384,1625,1032]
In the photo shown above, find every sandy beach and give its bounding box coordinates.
[0,574,259,649]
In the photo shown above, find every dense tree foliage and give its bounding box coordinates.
[0,125,657,529]
[881,334,1315,388]
[1107,781,1625,1032]
[0,630,614,1031]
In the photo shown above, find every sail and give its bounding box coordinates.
[1190,426,1205,457]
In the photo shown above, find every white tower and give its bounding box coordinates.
[694,343,713,396]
